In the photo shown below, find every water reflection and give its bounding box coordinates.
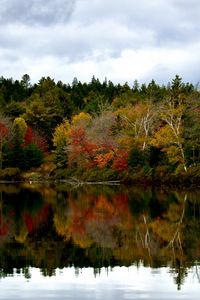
[0,183,200,291]
[0,266,199,300]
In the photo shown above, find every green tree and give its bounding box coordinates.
[23,143,44,170]
[184,95,200,165]
[20,74,31,90]
[4,101,26,119]
[23,77,64,144]
[9,117,27,168]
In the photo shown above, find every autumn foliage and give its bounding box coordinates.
[0,74,200,182]
[24,127,48,153]
[0,122,9,141]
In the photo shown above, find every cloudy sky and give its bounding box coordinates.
[0,0,200,85]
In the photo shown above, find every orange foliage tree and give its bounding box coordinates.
[54,110,129,173]
[68,126,98,168]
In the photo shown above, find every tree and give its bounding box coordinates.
[151,98,187,171]
[9,117,27,168]
[0,117,10,169]
[23,77,64,143]
[184,95,200,165]
[23,143,44,170]
[12,117,27,145]
[171,75,183,100]
[24,126,49,154]
[112,89,136,108]
[4,101,26,119]
[68,126,98,169]
[87,111,129,172]
[21,74,31,90]
[71,112,92,127]
[53,120,70,168]
[117,102,155,151]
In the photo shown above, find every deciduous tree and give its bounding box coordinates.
[53,120,70,168]
[151,98,187,171]
[0,117,10,169]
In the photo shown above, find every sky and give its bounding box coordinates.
[0,0,200,85]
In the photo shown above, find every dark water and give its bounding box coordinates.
[0,183,199,299]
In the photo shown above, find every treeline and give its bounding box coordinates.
[0,74,200,184]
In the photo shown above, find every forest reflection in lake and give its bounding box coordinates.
[0,182,200,298]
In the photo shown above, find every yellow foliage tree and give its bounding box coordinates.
[151,98,187,171]
[52,120,70,167]
[71,112,92,127]
[13,117,27,143]
[117,102,154,151]
[53,120,70,149]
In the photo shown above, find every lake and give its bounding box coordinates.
[0,183,199,299]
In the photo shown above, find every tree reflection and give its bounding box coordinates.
[0,183,199,289]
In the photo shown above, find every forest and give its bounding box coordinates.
[0,74,199,185]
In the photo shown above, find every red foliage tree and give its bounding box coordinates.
[24,127,33,145]
[24,126,49,153]
[0,122,9,141]
[0,121,10,168]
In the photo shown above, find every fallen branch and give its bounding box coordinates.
[58,177,121,186]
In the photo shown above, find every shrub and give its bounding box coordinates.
[0,168,21,181]
[128,148,146,168]
[154,165,174,184]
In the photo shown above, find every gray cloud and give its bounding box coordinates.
[73,0,200,46]
[0,0,200,84]
[0,0,75,26]
[0,20,155,63]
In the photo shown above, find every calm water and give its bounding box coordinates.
[0,183,199,299]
